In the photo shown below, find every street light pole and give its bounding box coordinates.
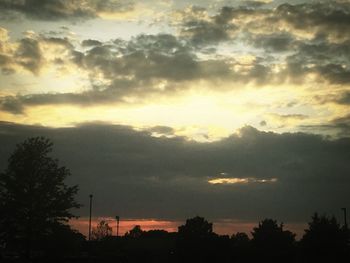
[341,208,347,228]
[89,194,93,241]
[116,216,120,237]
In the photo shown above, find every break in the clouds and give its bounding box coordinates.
[0,121,349,222]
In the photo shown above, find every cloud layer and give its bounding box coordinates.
[0,121,349,222]
[1,1,349,121]
[0,0,134,20]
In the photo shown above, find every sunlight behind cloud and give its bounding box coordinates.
[208,177,278,185]
[1,81,347,141]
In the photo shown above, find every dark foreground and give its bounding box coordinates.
[1,216,350,263]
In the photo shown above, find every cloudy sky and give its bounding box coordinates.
[0,0,350,235]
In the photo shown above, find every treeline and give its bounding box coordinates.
[4,214,348,263]
[86,214,349,263]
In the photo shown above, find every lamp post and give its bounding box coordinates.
[116,216,120,237]
[88,194,93,241]
[341,208,347,228]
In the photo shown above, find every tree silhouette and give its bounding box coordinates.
[41,223,85,258]
[231,232,250,248]
[0,137,80,257]
[178,216,213,238]
[251,219,295,262]
[91,220,112,241]
[125,225,144,238]
[231,232,251,262]
[300,213,349,261]
[177,216,220,262]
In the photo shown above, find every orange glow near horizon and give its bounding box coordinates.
[69,218,306,239]
[69,217,180,237]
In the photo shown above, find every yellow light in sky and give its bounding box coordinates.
[0,76,346,141]
[208,177,278,185]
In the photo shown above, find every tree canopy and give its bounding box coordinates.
[125,225,144,239]
[300,213,349,260]
[0,137,80,253]
[178,216,213,239]
[251,218,296,262]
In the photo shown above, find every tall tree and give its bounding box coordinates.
[177,217,218,262]
[300,213,349,261]
[91,220,112,241]
[125,225,144,238]
[251,219,295,248]
[178,216,213,239]
[251,219,295,262]
[0,137,80,255]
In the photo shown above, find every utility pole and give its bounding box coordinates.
[341,208,347,228]
[89,194,93,241]
[116,216,120,237]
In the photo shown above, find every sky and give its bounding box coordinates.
[0,0,350,236]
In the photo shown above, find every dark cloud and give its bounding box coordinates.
[300,114,350,138]
[75,34,233,92]
[209,2,350,41]
[185,2,350,48]
[297,39,350,63]
[0,32,291,113]
[78,33,278,88]
[0,0,134,21]
[312,91,350,107]
[174,5,239,46]
[267,114,308,128]
[330,114,350,137]
[181,19,235,46]
[0,54,13,74]
[81,39,103,47]
[2,2,350,111]
[0,122,349,221]
[169,2,350,84]
[249,32,296,52]
[78,34,194,80]
[15,38,43,74]
[273,114,308,120]
[44,37,74,49]
[285,39,350,84]
[274,2,350,39]
[95,0,133,13]
[0,33,277,113]
[336,92,350,105]
[213,5,265,25]
[0,96,25,114]
[0,89,129,114]
[0,33,76,75]
[0,0,94,20]
[242,1,267,8]
[316,63,350,84]
[0,67,15,75]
